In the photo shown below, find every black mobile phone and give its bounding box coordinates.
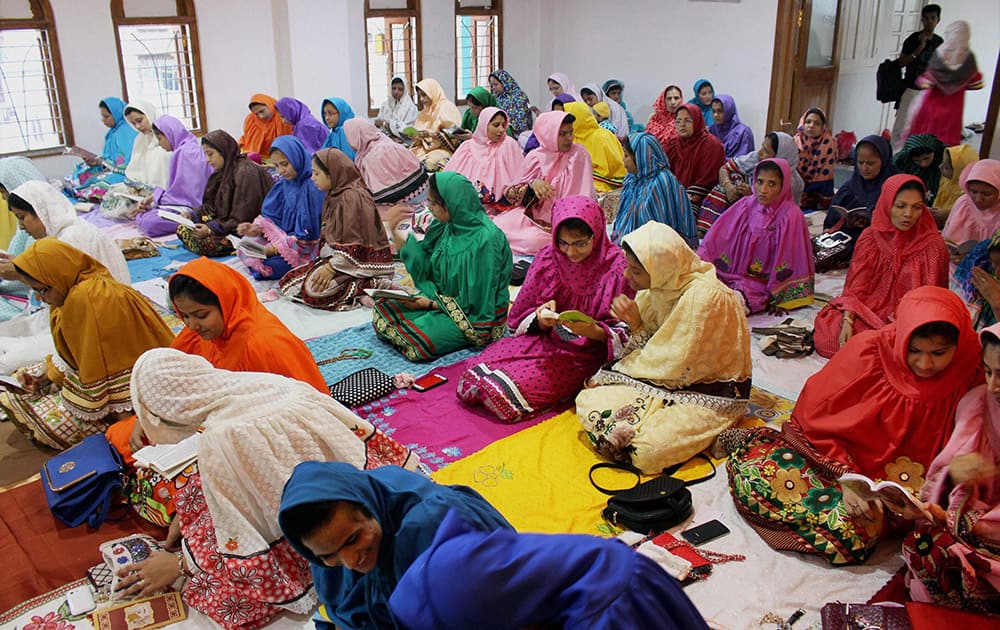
[680,519,730,546]
[413,373,447,392]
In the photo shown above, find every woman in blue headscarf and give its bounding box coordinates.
[687,79,715,123]
[614,132,694,243]
[235,135,324,280]
[278,462,512,630]
[66,97,138,200]
[320,97,357,160]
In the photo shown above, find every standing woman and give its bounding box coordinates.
[344,119,428,205]
[492,111,595,255]
[709,95,755,159]
[0,239,172,450]
[665,104,726,214]
[646,85,684,153]
[813,175,948,358]
[374,76,419,142]
[444,107,525,206]
[377,172,512,361]
[131,115,213,238]
[489,69,533,137]
[458,196,632,423]
[795,107,837,211]
[176,130,274,256]
[122,100,171,189]
[66,97,138,200]
[318,97,357,159]
[235,135,324,280]
[687,79,715,122]
[276,97,329,155]
[239,94,293,156]
[907,21,983,146]
[410,79,463,171]
[614,132,694,243]
[279,148,394,311]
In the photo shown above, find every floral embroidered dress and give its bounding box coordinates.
[698,158,815,313]
[67,97,138,201]
[725,286,982,565]
[457,196,632,422]
[576,222,752,473]
[374,172,512,361]
[130,348,417,630]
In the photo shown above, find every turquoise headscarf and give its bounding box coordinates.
[616,132,695,242]
[98,97,138,182]
[320,97,357,160]
[686,79,714,123]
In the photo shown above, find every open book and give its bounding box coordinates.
[839,472,933,520]
[108,190,146,203]
[64,145,99,162]
[226,235,268,259]
[946,239,979,258]
[538,308,596,324]
[363,287,419,300]
[402,127,419,138]
[829,205,872,229]
[133,433,200,478]
[156,209,195,228]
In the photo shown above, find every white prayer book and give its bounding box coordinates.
[227,234,268,259]
[133,433,201,477]
[156,209,195,228]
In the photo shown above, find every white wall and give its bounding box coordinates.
[947,0,999,129]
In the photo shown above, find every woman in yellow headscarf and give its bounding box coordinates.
[0,239,173,450]
[562,102,626,192]
[410,78,463,171]
[933,144,979,224]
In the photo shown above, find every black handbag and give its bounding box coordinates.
[876,58,905,104]
[590,455,716,533]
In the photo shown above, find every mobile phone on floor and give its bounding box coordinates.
[413,373,447,392]
[680,519,730,546]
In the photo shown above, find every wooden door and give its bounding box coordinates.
[767,0,844,134]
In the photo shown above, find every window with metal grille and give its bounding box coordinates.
[365,0,421,117]
[455,0,501,104]
[0,0,72,156]
[111,0,206,133]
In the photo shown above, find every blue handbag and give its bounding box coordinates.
[42,434,125,528]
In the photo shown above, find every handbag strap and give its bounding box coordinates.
[588,453,717,496]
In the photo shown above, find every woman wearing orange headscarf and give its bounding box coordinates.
[0,239,173,450]
[239,94,294,156]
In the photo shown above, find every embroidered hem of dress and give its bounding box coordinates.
[592,369,750,416]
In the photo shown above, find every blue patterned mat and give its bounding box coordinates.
[125,241,205,283]
[306,323,481,383]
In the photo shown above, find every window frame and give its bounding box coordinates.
[0,0,74,157]
[109,0,207,133]
[454,0,502,106]
[363,0,422,118]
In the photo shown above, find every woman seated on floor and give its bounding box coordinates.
[900,323,1000,613]
[894,133,946,205]
[375,76,419,143]
[577,222,751,473]
[279,461,512,630]
[234,135,324,280]
[378,172,512,361]
[942,159,1000,250]
[115,348,417,630]
[121,100,171,190]
[821,135,899,261]
[613,131,694,243]
[814,175,948,357]
[580,82,629,142]
[563,102,626,193]
[0,239,172,450]
[5,181,129,283]
[697,131,803,237]
[489,69,533,137]
[603,79,643,134]
[932,144,979,223]
[443,107,524,207]
[795,107,837,212]
[344,119,428,205]
[458,196,631,423]
[698,159,815,314]
[176,130,274,257]
[65,97,138,201]
[708,94,755,159]
[953,225,1000,330]
[278,148,394,311]
[665,104,726,217]
[455,86,499,143]
[410,79,462,172]
[388,509,709,630]
[319,97,357,158]
[239,93,293,156]
[492,111,595,255]
[645,85,683,152]
[0,159,46,321]
[724,286,982,565]
[688,79,714,122]
[276,97,328,154]
[131,115,213,238]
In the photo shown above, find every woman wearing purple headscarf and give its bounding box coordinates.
[708,95,755,159]
[132,115,213,237]
[458,196,632,422]
[698,158,815,313]
[275,97,329,154]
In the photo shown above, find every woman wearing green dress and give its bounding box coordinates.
[376,172,512,361]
